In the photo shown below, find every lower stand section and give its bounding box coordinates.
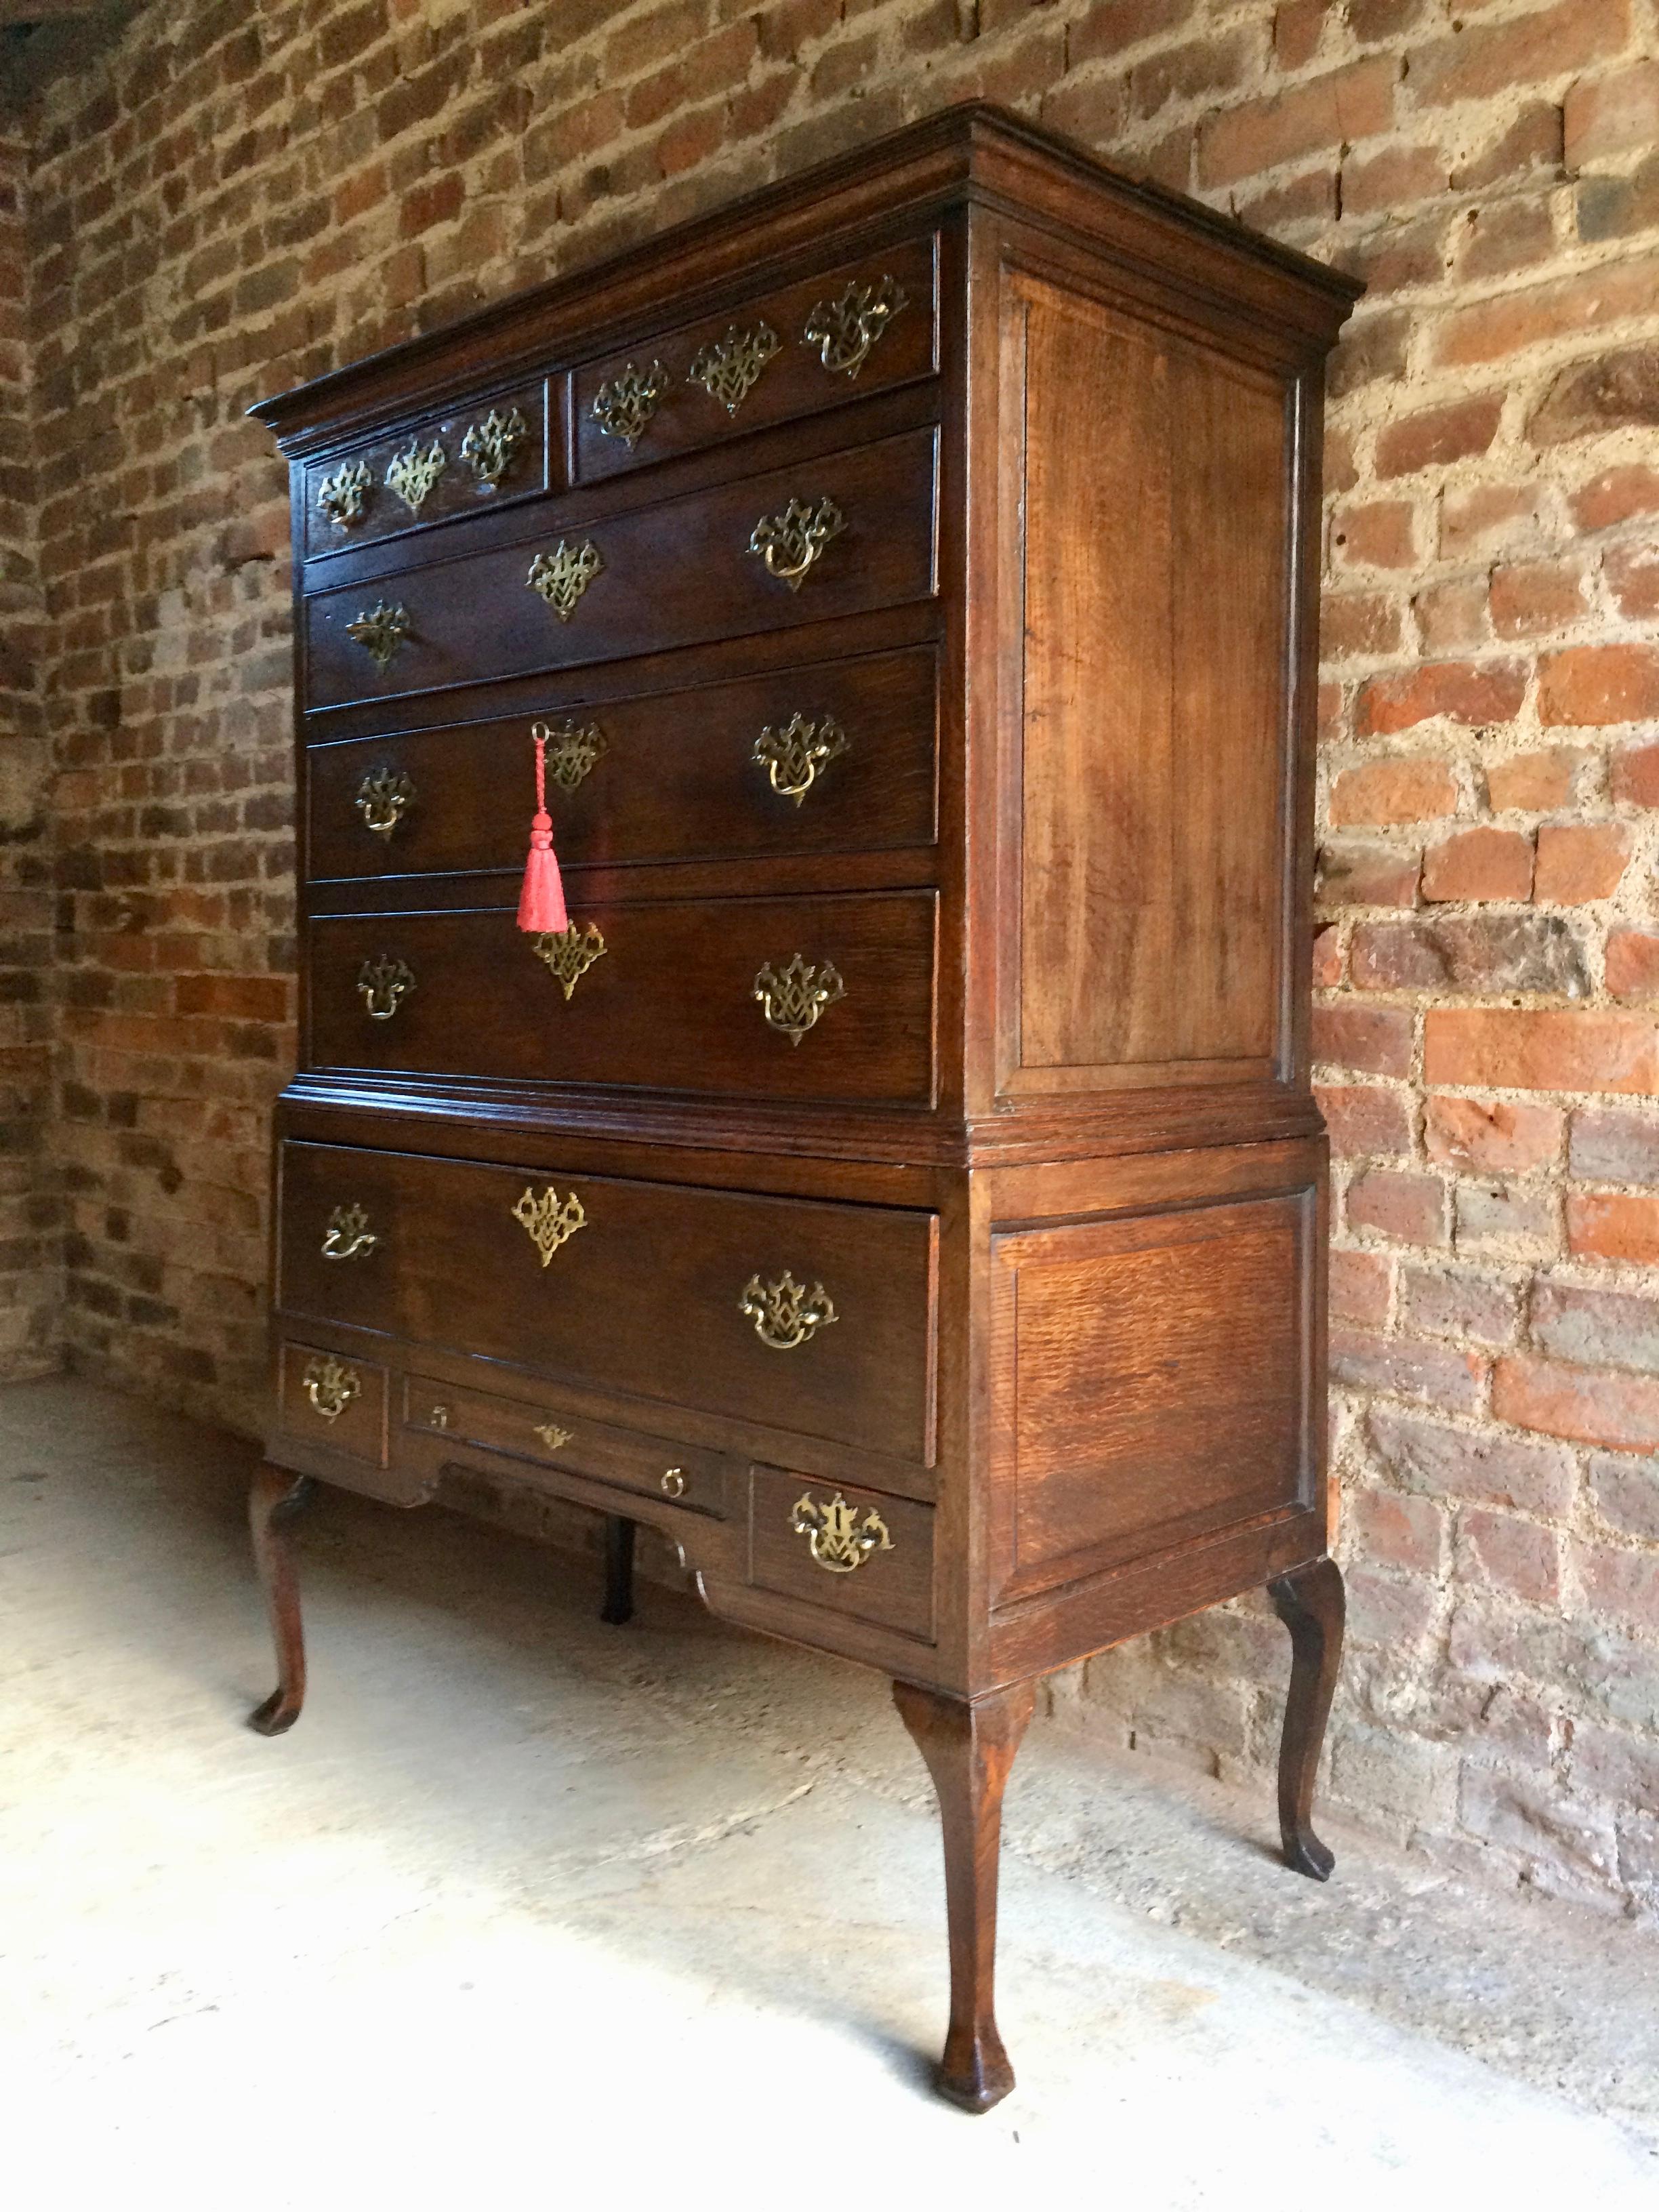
[600,1514,636,1626]
[247,1467,316,1736]
[1268,1555,1347,1880]
[893,1676,1036,2114]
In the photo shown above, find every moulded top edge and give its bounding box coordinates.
[249,102,1360,449]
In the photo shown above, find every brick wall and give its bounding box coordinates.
[12,0,1659,1912]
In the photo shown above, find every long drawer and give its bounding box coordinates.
[302,426,939,710]
[276,1140,939,1465]
[307,890,937,1106]
[306,644,939,881]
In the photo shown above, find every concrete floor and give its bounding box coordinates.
[2,1379,1656,2209]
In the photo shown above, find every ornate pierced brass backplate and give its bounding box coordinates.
[803,275,907,380]
[512,1185,587,1267]
[739,1270,838,1351]
[321,1204,377,1261]
[354,766,415,839]
[790,1490,893,1574]
[385,438,447,513]
[747,495,844,591]
[527,539,603,622]
[301,1355,360,1423]
[592,361,668,447]
[317,457,372,530]
[534,1420,573,1451]
[460,406,527,489]
[531,921,607,1000]
[356,955,415,1020]
[533,718,607,792]
[687,321,781,414]
[345,601,411,670]
[752,714,848,804]
[752,954,844,1044]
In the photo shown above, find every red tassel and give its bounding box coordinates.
[517,724,569,935]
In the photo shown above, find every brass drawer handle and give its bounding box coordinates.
[385,438,446,513]
[321,1204,377,1261]
[512,1184,587,1265]
[688,321,780,415]
[346,600,411,669]
[429,1404,450,1430]
[527,539,602,622]
[748,496,844,591]
[753,714,848,804]
[354,766,415,838]
[754,954,843,1044]
[318,458,371,530]
[661,1467,686,1499]
[461,406,527,489]
[790,1490,892,1574]
[535,1420,573,1451]
[592,361,667,447]
[357,955,415,1020]
[535,718,607,792]
[740,1271,837,1351]
[531,921,607,1000]
[804,276,907,380]
[302,1355,359,1423]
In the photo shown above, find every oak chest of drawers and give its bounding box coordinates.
[247,104,1359,2111]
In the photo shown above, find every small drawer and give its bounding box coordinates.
[276,1339,388,1464]
[747,1465,935,1641]
[302,380,552,560]
[301,426,938,711]
[403,1374,724,1515]
[573,233,938,482]
[304,644,939,882]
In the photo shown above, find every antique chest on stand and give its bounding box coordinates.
[249,104,1360,2112]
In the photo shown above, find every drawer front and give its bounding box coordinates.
[306,645,939,881]
[278,1141,938,1465]
[302,426,938,710]
[573,234,938,483]
[308,890,937,1107]
[403,1375,725,1515]
[303,380,551,560]
[747,1464,935,1641]
[276,1338,388,1464]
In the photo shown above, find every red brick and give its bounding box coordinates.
[1399,1263,1518,1346]
[1569,464,1659,532]
[1330,1328,1486,1412]
[1567,1193,1659,1263]
[1374,395,1502,479]
[1589,1451,1659,1540]
[1312,922,1342,987]
[1605,543,1659,622]
[1353,1488,1446,1574]
[1329,756,1457,825]
[1340,141,1445,216]
[1486,748,1582,812]
[1611,743,1659,807]
[1331,1246,1391,1326]
[1462,1508,1561,1606]
[1414,579,1488,656]
[1452,101,1564,191]
[1425,1008,1659,1092]
[1351,915,1585,996]
[1321,590,1404,660]
[1347,1166,1447,1246]
[1570,1721,1659,1813]
[1455,198,1556,282]
[1067,0,1193,66]
[1367,1408,1574,1513]
[1332,497,1417,570]
[1570,1109,1659,1185]
[1494,1353,1659,1452]
[1356,661,1526,739]
[1530,342,1659,445]
[1564,58,1659,169]
[1606,930,1659,1003]
[1541,644,1659,727]
[1197,58,1397,188]
[1272,0,1330,69]
[1317,1082,1413,1158]
[1312,1002,1414,1076]
[1533,821,1631,902]
[398,173,463,238]
[1316,839,1421,908]
[1413,0,1629,110]
[1434,254,1659,369]
[1420,826,1534,903]
[1424,1094,1561,1173]
[1530,1278,1659,1375]
[1488,558,1589,640]
[1576,1540,1659,1626]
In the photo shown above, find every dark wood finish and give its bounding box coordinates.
[247,1467,316,1736]
[250,104,1359,2108]
[1269,1555,1346,1881]
[893,1677,1035,2112]
[601,1514,636,1626]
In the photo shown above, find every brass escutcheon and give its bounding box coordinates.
[527,539,604,623]
[535,1420,573,1451]
[661,1467,686,1499]
[354,765,415,838]
[512,1185,587,1267]
[356,955,415,1021]
[803,274,907,380]
[385,438,447,513]
[747,495,844,591]
[346,600,411,670]
[302,1355,360,1423]
[532,921,607,1001]
[592,361,668,446]
[321,1204,377,1261]
[752,714,848,804]
[533,718,607,792]
[687,321,780,415]
[739,1271,838,1352]
[752,954,844,1045]
[460,406,527,489]
[317,457,372,529]
[790,1490,892,1575]
[429,1404,451,1430]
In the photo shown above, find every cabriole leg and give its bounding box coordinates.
[600,1513,636,1626]
[1267,1555,1346,1881]
[247,1467,316,1737]
[893,1677,1035,2114]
